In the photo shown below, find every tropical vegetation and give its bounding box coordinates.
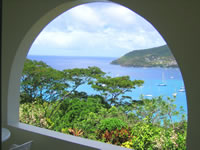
[19,59,187,149]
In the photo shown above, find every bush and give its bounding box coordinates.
[100,128,132,145]
[98,118,127,132]
[131,122,159,149]
[19,101,54,129]
[97,118,130,145]
[130,121,186,150]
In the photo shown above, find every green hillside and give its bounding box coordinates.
[111,45,178,67]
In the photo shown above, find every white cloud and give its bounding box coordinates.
[102,4,137,25]
[34,31,73,47]
[67,5,106,29]
[29,2,166,57]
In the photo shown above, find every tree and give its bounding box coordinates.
[91,76,144,106]
[20,59,67,103]
[48,67,106,117]
[131,96,185,128]
[47,97,105,132]
[61,66,105,99]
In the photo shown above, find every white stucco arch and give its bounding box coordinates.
[3,0,200,149]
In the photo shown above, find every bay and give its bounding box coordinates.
[27,55,187,115]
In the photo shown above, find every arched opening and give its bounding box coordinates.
[4,0,193,150]
[14,1,188,149]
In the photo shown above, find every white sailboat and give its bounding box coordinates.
[144,94,153,97]
[158,72,167,86]
[178,86,185,92]
[172,89,177,97]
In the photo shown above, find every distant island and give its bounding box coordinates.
[111,45,178,68]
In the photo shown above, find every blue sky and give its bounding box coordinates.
[28,2,166,57]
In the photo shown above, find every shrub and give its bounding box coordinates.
[97,118,130,145]
[98,118,127,132]
[98,128,132,145]
[131,122,158,149]
[130,121,186,150]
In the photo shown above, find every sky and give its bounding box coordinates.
[28,2,166,57]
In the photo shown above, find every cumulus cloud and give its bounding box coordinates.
[29,2,166,57]
[34,31,72,47]
[102,4,137,25]
[68,5,106,28]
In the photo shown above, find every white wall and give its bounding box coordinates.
[2,0,200,149]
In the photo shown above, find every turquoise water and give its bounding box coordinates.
[27,55,187,114]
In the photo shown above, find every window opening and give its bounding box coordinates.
[20,2,187,149]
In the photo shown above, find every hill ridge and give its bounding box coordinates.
[111,45,178,68]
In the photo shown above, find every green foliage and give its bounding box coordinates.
[98,118,127,132]
[131,96,185,128]
[19,101,55,129]
[76,112,101,140]
[97,118,131,145]
[99,128,132,145]
[20,59,67,103]
[130,121,186,150]
[131,122,158,150]
[62,66,105,98]
[91,76,143,105]
[19,59,187,149]
[21,59,105,104]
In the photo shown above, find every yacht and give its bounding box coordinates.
[172,92,177,96]
[158,83,167,86]
[144,94,153,97]
[179,86,185,92]
[158,72,167,86]
[172,89,177,96]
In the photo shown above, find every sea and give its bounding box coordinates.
[27,55,188,116]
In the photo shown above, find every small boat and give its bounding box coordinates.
[172,92,177,97]
[172,89,177,96]
[158,72,167,86]
[144,94,153,97]
[158,83,167,86]
[178,87,185,92]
